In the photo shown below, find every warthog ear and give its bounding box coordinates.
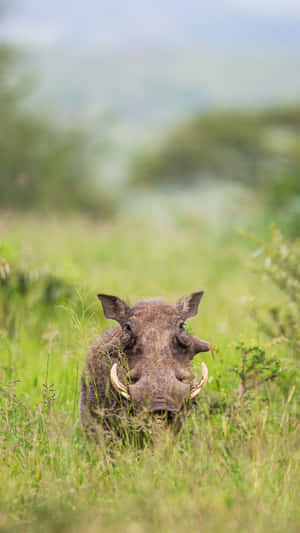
[97,293,130,323]
[176,291,204,320]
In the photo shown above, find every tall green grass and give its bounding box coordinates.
[0,216,299,532]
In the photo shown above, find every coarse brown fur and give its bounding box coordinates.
[80,292,210,440]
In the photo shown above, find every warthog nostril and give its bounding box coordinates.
[151,409,176,420]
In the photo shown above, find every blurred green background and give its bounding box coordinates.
[0,1,300,235]
[0,3,299,533]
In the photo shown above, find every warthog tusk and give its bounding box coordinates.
[190,362,208,400]
[110,363,130,400]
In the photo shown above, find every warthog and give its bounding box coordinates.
[80,291,211,439]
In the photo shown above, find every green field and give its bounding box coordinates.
[0,215,299,533]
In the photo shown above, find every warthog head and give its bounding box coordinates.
[98,291,211,415]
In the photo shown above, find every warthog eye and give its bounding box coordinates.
[124,323,133,335]
[122,323,136,347]
[175,322,191,349]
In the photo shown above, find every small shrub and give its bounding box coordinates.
[0,246,74,337]
[232,341,281,401]
[248,226,300,355]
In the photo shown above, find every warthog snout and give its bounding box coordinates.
[128,369,191,413]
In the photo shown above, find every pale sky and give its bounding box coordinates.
[228,0,300,16]
[1,1,300,49]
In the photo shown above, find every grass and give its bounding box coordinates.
[0,214,299,533]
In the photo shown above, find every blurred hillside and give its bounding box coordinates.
[0,45,115,216]
[0,1,300,233]
[131,105,300,186]
[18,45,300,196]
[130,105,300,236]
[27,47,300,130]
[2,1,300,169]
